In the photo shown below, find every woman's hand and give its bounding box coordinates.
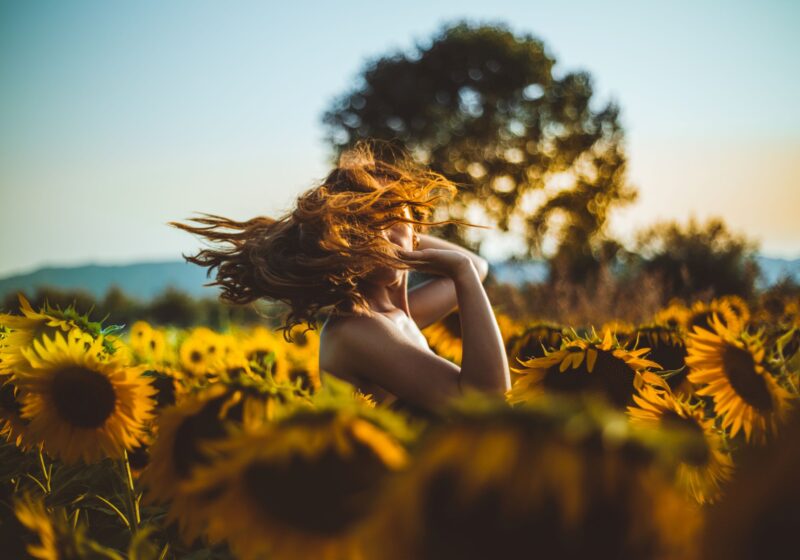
[398,248,473,278]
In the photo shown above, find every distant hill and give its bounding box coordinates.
[0,260,221,302]
[754,255,800,288]
[0,254,797,301]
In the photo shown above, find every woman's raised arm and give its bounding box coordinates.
[328,249,509,410]
[407,233,489,329]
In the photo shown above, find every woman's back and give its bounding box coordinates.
[319,310,434,407]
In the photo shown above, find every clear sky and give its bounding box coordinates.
[1,0,798,277]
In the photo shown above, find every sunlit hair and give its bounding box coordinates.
[169,140,471,339]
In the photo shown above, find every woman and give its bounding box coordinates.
[170,142,510,413]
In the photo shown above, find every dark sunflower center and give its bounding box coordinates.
[247,349,270,363]
[51,366,116,428]
[721,345,773,412]
[151,375,177,408]
[418,446,653,560]
[689,311,715,332]
[243,438,388,536]
[642,341,688,389]
[511,329,562,361]
[542,349,636,408]
[189,350,203,364]
[660,410,709,466]
[288,367,312,391]
[0,382,22,416]
[294,331,309,348]
[172,394,242,478]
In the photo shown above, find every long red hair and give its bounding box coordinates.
[169,141,468,338]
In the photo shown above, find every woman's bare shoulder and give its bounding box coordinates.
[321,312,389,348]
[320,312,419,369]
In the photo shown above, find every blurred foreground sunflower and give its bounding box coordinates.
[12,331,156,464]
[508,328,661,409]
[365,397,701,560]
[13,492,87,560]
[141,378,307,542]
[181,408,409,560]
[628,378,734,504]
[702,408,800,560]
[686,313,795,444]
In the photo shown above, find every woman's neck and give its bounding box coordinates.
[360,272,410,316]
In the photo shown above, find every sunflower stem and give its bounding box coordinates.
[119,450,140,532]
[37,448,51,494]
[94,494,130,530]
[23,473,48,495]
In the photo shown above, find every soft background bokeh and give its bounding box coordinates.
[0,0,798,277]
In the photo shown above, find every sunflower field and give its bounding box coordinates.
[1,292,799,560]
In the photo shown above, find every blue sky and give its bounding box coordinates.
[1,0,798,277]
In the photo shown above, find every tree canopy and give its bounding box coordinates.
[633,216,760,300]
[322,20,637,279]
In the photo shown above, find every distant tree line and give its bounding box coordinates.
[0,286,283,331]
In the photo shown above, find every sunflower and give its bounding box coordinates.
[719,294,751,327]
[129,320,152,352]
[702,408,800,560]
[627,380,734,504]
[128,320,169,363]
[141,378,306,542]
[364,398,701,560]
[178,328,218,377]
[630,325,691,394]
[283,350,322,392]
[653,300,691,331]
[140,384,240,542]
[140,365,186,409]
[205,346,263,384]
[505,322,564,365]
[686,299,743,334]
[0,294,80,375]
[422,311,462,364]
[12,492,94,560]
[600,319,636,347]
[754,292,796,324]
[0,376,31,448]
[686,312,795,444]
[240,326,291,381]
[286,324,321,353]
[508,328,662,409]
[181,408,409,560]
[11,330,156,464]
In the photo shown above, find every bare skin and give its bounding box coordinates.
[319,211,510,412]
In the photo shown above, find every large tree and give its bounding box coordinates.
[322,20,637,280]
